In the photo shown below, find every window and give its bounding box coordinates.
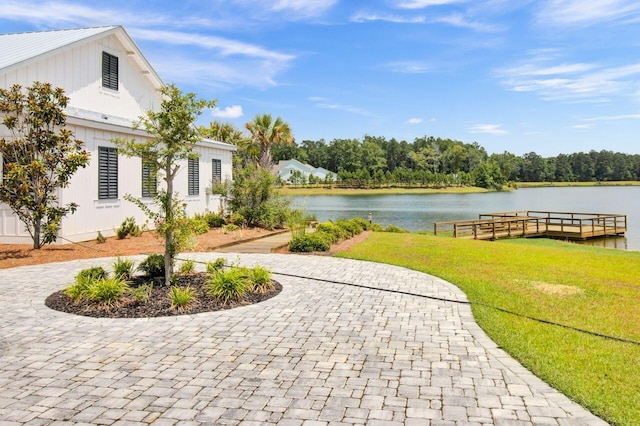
[102,52,119,91]
[98,147,118,199]
[212,159,222,183]
[141,159,157,198]
[188,158,199,195]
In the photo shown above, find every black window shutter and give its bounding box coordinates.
[188,158,199,195]
[142,160,157,197]
[212,159,222,183]
[98,147,118,199]
[102,52,119,91]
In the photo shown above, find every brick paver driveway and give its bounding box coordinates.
[0,253,606,425]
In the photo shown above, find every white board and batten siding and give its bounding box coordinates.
[0,26,236,244]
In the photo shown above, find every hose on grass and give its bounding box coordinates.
[175,255,640,347]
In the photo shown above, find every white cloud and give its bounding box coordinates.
[351,13,426,23]
[131,29,293,62]
[536,0,640,26]
[309,97,374,117]
[212,105,244,118]
[571,124,593,129]
[497,52,640,102]
[582,114,640,121]
[396,0,466,9]
[408,118,423,124]
[231,0,338,20]
[384,61,432,73]
[468,124,508,134]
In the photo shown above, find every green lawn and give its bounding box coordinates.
[337,233,640,425]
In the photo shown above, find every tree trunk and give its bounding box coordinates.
[33,221,41,249]
[164,165,174,285]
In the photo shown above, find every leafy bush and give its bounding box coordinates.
[169,286,196,310]
[336,219,363,237]
[179,259,196,274]
[76,266,108,282]
[130,283,153,303]
[384,225,409,233]
[351,217,373,231]
[116,216,140,239]
[289,233,330,252]
[206,257,226,275]
[96,231,106,244]
[189,216,209,235]
[228,164,290,229]
[137,254,165,278]
[207,268,249,303]
[222,224,238,233]
[371,223,384,232]
[113,257,135,280]
[251,265,274,293]
[86,277,129,305]
[316,222,348,242]
[205,212,225,228]
[226,212,246,227]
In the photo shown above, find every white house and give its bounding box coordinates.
[0,26,236,244]
[276,159,335,184]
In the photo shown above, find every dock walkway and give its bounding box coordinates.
[434,210,627,242]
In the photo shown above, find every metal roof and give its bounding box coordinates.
[0,26,119,70]
[0,26,163,89]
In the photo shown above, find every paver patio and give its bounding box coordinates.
[0,253,606,425]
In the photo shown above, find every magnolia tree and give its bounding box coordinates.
[114,84,215,284]
[0,82,90,248]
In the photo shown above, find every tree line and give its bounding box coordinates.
[270,135,640,189]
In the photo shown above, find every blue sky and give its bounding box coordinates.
[1,0,639,156]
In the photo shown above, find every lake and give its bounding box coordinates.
[292,186,640,251]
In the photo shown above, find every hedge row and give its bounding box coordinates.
[289,218,408,252]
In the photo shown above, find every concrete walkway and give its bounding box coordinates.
[216,231,292,253]
[0,253,606,425]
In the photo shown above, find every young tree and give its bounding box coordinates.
[114,84,215,284]
[0,82,90,248]
[245,114,294,168]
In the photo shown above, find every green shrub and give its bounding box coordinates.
[169,286,196,310]
[137,254,165,278]
[130,283,153,303]
[179,259,196,274]
[113,257,135,280]
[316,222,348,242]
[384,225,409,233]
[226,212,246,227]
[205,212,225,228]
[351,217,373,231]
[96,231,106,244]
[206,258,226,275]
[336,219,363,237]
[116,216,140,239]
[251,265,274,293]
[223,224,239,232]
[370,223,384,232]
[76,266,108,282]
[289,233,330,252]
[190,217,210,235]
[207,268,249,303]
[86,277,129,305]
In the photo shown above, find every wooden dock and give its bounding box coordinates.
[434,210,627,241]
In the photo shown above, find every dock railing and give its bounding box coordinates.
[434,211,627,240]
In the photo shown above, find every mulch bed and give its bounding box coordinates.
[45,273,282,318]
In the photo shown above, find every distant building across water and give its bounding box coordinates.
[275,159,337,184]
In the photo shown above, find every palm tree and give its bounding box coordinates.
[245,114,294,168]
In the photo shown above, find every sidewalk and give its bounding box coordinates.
[215,229,294,253]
